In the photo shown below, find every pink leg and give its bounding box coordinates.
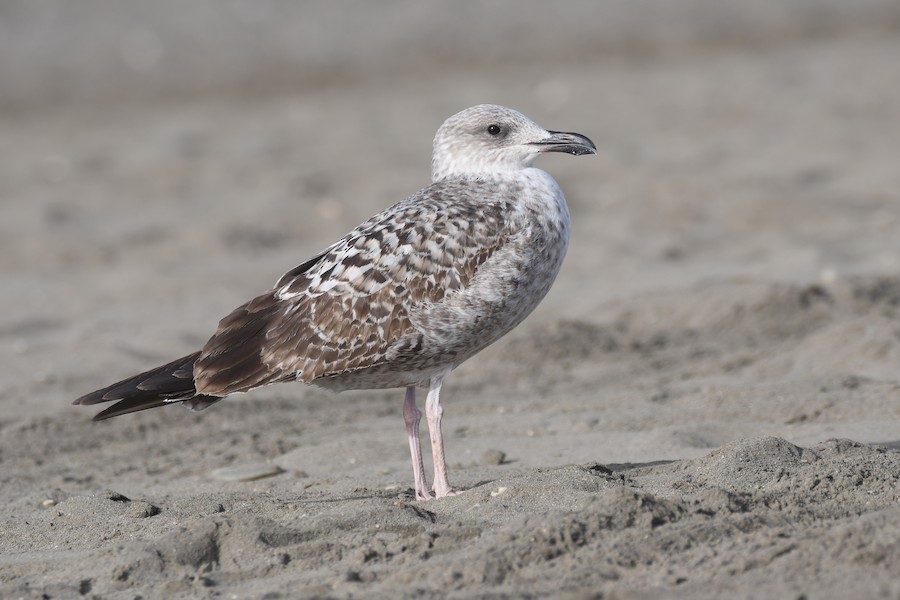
[425,370,456,498]
[403,386,433,500]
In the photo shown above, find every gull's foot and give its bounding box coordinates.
[415,488,435,501]
[432,486,458,499]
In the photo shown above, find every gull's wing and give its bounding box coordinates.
[193,183,512,396]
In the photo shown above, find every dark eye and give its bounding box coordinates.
[487,124,502,136]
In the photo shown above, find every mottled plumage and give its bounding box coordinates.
[74,104,596,499]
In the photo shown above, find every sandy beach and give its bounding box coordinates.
[1,2,899,598]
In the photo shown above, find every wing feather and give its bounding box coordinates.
[194,181,513,396]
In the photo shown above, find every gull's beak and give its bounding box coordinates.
[530,130,597,156]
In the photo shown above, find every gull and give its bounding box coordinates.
[74,104,596,500]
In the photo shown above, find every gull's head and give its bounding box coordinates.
[431,104,596,181]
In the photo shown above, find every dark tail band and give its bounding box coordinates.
[73,351,219,420]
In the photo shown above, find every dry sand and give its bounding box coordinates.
[1,2,899,598]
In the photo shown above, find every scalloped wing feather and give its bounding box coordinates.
[193,181,511,396]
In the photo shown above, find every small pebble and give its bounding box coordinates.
[481,449,507,465]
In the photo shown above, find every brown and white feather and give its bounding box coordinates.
[194,170,569,396]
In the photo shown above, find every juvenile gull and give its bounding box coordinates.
[74,104,596,500]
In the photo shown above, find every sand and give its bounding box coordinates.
[1,1,899,598]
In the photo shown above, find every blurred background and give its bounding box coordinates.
[1,0,900,416]
[3,0,897,113]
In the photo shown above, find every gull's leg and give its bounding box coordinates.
[403,386,433,500]
[425,369,456,498]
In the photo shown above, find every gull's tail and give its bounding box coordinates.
[73,351,221,420]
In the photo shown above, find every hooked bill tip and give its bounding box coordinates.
[532,130,596,156]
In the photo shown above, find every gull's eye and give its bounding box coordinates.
[486,124,502,136]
